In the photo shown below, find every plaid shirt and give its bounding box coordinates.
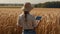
[17,13,38,29]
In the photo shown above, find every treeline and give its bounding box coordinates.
[34,1,60,8]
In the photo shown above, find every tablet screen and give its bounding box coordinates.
[36,16,42,20]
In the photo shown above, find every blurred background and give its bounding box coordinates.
[0,0,60,8]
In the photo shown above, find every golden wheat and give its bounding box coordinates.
[0,8,60,34]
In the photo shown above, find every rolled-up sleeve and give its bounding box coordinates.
[17,16,23,27]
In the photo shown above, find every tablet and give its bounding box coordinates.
[36,16,42,20]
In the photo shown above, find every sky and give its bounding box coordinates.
[0,0,60,4]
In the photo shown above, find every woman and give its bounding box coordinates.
[17,2,39,34]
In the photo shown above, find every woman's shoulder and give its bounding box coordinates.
[28,14,35,19]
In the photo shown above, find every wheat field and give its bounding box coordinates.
[0,8,60,34]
